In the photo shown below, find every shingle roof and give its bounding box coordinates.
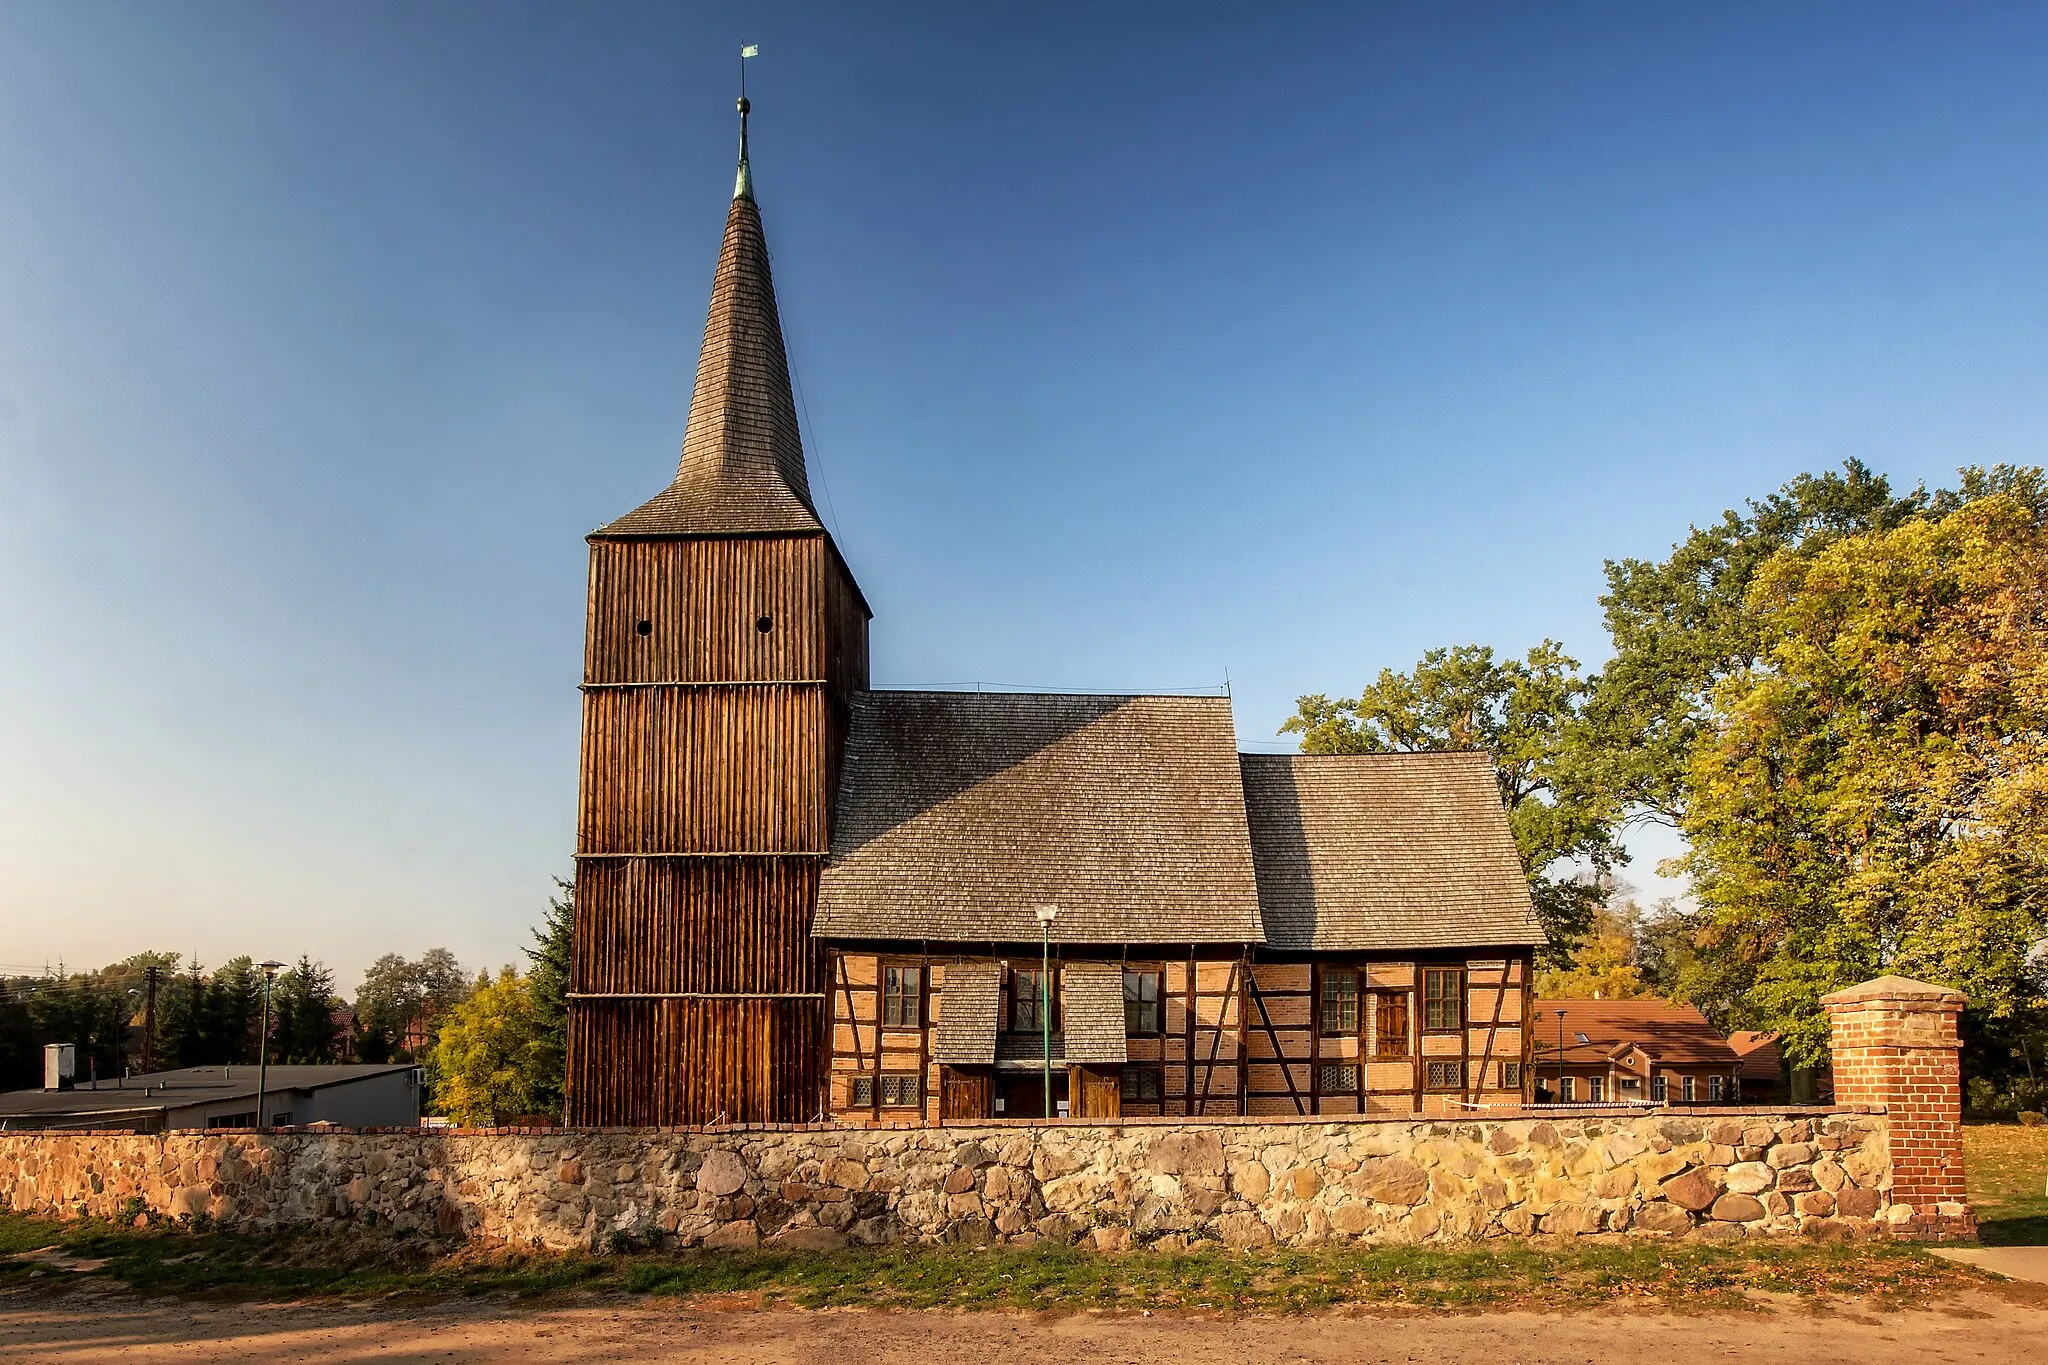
[932,961,1002,1065]
[1060,961,1128,1064]
[1533,999,1743,1068]
[814,692,1264,944]
[592,192,822,539]
[1240,752,1543,952]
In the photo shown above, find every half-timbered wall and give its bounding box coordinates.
[824,950,1531,1122]
[570,532,867,1126]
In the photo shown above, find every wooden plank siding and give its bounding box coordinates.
[822,949,1534,1122]
[568,532,866,1127]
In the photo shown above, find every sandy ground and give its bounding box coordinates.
[1,1286,2042,1364]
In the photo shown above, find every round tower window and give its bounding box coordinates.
[635,619,652,636]
[755,615,773,633]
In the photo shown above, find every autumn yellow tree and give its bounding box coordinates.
[1682,492,2048,1062]
[430,967,544,1126]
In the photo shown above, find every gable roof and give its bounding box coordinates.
[593,169,821,539]
[814,692,1264,944]
[1241,752,1543,952]
[1532,999,1742,1068]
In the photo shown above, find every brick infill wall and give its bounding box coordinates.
[0,1109,1895,1251]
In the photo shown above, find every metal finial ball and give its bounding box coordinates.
[737,96,750,114]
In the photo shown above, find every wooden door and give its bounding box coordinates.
[1071,1065,1122,1119]
[940,1066,991,1121]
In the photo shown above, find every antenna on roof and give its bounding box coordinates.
[734,44,760,201]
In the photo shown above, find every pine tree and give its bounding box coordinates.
[523,879,573,1120]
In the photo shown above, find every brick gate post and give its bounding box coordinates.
[1820,976,1975,1240]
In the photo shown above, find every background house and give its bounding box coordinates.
[1530,998,1742,1105]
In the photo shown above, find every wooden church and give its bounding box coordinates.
[567,102,1544,1128]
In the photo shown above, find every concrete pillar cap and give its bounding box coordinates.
[1819,975,1967,1007]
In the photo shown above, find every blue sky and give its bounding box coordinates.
[3,3,2045,989]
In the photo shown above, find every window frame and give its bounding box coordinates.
[1708,1074,1725,1103]
[848,1075,876,1108]
[877,1072,922,1110]
[1682,1074,1696,1103]
[1421,967,1464,1033]
[1586,1075,1604,1103]
[1122,968,1164,1037]
[1499,1061,1522,1091]
[1119,1066,1164,1102]
[1424,1058,1465,1092]
[1319,968,1360,1036]
[1558,1075,1576,1102]
[1009,965,1051,1034]
[1373,990,1411,1058]
[1651,1075,1667,1103]
[881,962,922,1029]
[1317,1061,1361,1094]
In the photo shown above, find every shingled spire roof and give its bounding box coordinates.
[593,96,823,538]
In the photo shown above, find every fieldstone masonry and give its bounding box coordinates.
[0,1111,1896,1251]
[0,976,1975,1248]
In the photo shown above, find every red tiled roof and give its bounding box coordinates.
[1728,1030,1784,1081]
[1532,998,1742,1069]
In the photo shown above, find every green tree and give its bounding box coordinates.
[1680,491,2048,1064]
[429,967,544,1127]
[522,879,573,1121]
[20,967,132,1084]
[1284,641,1620,956]
[202,957,262,1065]
[353,949,470,1062]
[162,961,208,1070]
[1587,460,1922,830]
[270,957,339,1064]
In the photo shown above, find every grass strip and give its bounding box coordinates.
[0,1211,1979,1313]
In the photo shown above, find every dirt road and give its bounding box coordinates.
[0,1285,2036,1363]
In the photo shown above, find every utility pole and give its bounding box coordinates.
[141,965,162,1075]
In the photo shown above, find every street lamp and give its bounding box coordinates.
[1035,906,1059,1119]
[257,961,284,1131]
[1554,1008,1568,1107]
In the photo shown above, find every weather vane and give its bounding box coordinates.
[735,44,760,200]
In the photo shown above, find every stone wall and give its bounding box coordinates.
[0,1109,1909,1251]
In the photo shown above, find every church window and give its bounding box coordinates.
[1320,969,1359,1034]
[1123,970,1162,1035]
[1120,1068,1163,1101]
[882,965,920,1027]
[1010,968,1049,1032]
[1423,968,1463,1032]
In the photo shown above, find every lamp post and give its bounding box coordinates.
[257,961,284,1130]
[1554,1008,1568,1107]
[1035,905,1059,1119]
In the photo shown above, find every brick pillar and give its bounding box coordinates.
[1821,975,1974,1241]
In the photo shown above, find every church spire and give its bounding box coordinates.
[734,96,753,201]
[593,91,821,539]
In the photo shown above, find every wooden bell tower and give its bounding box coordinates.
[567,97,869,1126]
